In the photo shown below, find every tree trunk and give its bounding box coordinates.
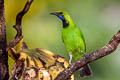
[0,0,9,79]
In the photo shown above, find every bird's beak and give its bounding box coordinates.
[50,12,57,15]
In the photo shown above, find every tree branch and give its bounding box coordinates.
[7,0,33,51]
[8,1,33,79]
[55,30,120,80]
[13,0,33,38]
[0,0,9,79]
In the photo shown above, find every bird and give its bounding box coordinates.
[50,10,92,78]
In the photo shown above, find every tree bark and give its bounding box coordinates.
[0,0,9,80]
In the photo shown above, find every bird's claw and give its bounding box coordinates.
[80,49,86,56]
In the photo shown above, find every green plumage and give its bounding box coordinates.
[62,23,85,60]
[53,10,86,60]
[51,10,92,78]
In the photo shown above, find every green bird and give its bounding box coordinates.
[50,10,92,78]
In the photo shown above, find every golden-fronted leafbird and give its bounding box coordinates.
[50,10,92,78]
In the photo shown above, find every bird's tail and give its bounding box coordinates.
[79,64,92,78]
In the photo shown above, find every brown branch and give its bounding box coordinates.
[14,0,33,38]
[0,0,9,80]
[7,0,33,50]
[55,30,120,80]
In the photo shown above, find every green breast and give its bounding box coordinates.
[62,26,86,60]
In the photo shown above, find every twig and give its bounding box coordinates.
[55,30,120,80]
[7,0,33,50]
[14,0,33,38]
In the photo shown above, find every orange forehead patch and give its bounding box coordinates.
[56,10,62,14]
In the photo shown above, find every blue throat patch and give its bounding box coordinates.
[57,15,65,21]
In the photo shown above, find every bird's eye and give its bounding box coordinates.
[59,12,63,14]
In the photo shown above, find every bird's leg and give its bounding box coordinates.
[69,52,72,64]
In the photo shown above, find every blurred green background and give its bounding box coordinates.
[5,0,120,80]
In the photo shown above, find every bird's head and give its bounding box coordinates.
[50,10,74,28]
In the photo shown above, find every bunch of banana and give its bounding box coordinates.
[8,39,74,80]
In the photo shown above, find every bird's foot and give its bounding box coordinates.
[80,49,86,56]
[69,52,72,64]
